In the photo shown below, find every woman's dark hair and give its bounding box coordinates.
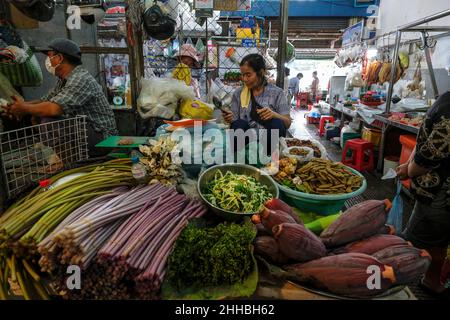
[285,67,290,77]
[240,53,267,87]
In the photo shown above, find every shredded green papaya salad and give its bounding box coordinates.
[204,171,273,213]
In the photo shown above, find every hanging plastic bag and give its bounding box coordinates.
[387,180,404,236]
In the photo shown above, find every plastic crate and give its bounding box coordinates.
[362,127,382,147]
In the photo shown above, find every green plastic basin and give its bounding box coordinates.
[278,166,367,215]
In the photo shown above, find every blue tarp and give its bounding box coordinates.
[221,0,380,18]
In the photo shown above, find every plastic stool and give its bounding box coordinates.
[296,92,308,109]
[319,116,335,137]
[342,138,375,172]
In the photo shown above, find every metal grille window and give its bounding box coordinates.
[0,116,89,199]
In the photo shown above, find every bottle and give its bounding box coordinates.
[125,75,132,108]
[131,157,148,184]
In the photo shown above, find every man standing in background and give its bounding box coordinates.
[289,73,303,106]
[311,71,320,103]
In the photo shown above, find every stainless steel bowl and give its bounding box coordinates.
[197,164,279,221]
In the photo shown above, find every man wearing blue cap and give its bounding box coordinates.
[4,38,118,157]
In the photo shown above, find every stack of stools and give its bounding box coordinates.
[318,116,335,137]
[341,138,375,172]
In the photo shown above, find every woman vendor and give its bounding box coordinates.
[222,54,292,153]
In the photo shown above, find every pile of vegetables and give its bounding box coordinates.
[223,71,241,82]
[139,137,183,186]
[166,221,256,290]
[37,183,206,300]
[203,171,273,213]
[269,158,363,195]
[0,159,133,299]
[253,198,431,299]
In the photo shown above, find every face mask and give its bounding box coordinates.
[45,56,60,75]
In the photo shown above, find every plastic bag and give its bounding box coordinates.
[280,138,327,159]
[207,78,233,107]
[282,146,314,164]
[345,68,364,90]
[179,99,214,120]
[340,125,356,149]
[387,181,404,236]
[137,77,194,120]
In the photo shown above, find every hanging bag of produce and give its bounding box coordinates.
[0,21,43,87]
[387,180,404,236]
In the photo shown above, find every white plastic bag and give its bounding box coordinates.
[280,138,327,159]
[340,125,356,149]
[137,77,195,119]
[282,146,314,164]
[208,78,233,107]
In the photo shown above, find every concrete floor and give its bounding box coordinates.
[288,108,437,300]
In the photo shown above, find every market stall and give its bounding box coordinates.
[1,0,448,302]
[0,126,430,300]
[322,9,450,176]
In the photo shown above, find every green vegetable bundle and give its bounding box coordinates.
[166,222,256,290]
[0,159,133,300]
[204,171,272,213]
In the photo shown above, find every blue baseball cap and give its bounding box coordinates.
[38,38,82,62]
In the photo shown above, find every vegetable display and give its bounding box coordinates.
[271,158,363,195]
[0,159,133,300]
[37,184,206,300]
[166,222,256,290]
[139,137,183,186]
[203,171,272,213]
[252,198,430,299]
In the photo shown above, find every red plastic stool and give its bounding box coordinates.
[296,92,308,109]
[342,138,375,172]
[319,116,335,137]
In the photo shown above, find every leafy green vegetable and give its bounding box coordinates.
[162,252,258,300]
[165,221,257,291]
[203,171,272,213]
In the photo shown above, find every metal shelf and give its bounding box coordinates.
[373,114,420,135]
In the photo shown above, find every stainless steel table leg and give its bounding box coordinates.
[377,123,389,172]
